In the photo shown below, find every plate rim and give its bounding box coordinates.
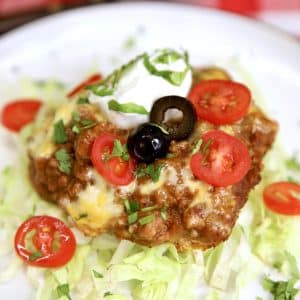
[0,1,299,51]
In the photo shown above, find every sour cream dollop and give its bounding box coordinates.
[89,49,192,129]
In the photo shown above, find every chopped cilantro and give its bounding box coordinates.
[104,292,113,297]
[53,119,68,144]
[202,139,213,155]
[86,85,113,97]
[77,213,88,220]
[139,214,155,225]
[76,96,89,104]
[262,276,298,300]
[57,283,71,300]
[112,139,129,161]
[141,205,158,212]
[81,119,96,130]
[135,164,163,182]
[55,149,72,175]
[286,157,300,170]
[160,208,167,220]
[29,251,43,262]
[92,270,103,278]
[72,125,81,134]
[108,100,148,115]
[192,139,203,155]
[124,199,139,214]
[143,52,190,86]
[72,111,80,122]
[128,212,138,224]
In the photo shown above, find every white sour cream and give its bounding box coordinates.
[89,49,192,129]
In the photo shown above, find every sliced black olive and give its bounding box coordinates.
[150,95,196,140]
[127,123,170,164]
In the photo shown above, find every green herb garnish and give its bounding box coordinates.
[77,213,88,220]
[124,199,139,214]
[80,119,96,129]
[104,292,113,297]
[128,212,138,224]
[86,85,113,97]
[55,149,72,175]
[76,96,89,104]
[202,139,213,155]
[192,139,203,155]
[72,125,81,134]
[53,119,68,144]
[108,100,148,115]
[72,111,80,122]
[160,209,167,221]
[141,205,158,212]
[29,251,43,262]
[154,49,181,64]
[262,276,298,300]
[111,139,130,161]
[57,283,71,300]
[143,52,190,86]
[93,270,104,278]
[135,164,163,182]
[139,214,155,225]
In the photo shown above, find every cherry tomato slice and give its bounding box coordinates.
[1,99,42,132]
[190,130,251,187]
[14,216,76,268]
[67,73,102,98]
[188,80,251,125]
[91,133,135,185]
[263,182,300,215]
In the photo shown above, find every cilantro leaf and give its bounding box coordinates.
[192,139,202,155]
[128,212,138,224]
[29,251,43,262]
[72,111,80,122]
[135,164,163,182]
[108,100,148,115]
[111,139,129,161]
[262,276,298,300]
[86,85,113,97]
[77,213,88,220]
[160,208,167,220]
[124,199,139,213]
[55,149,72,175]
[143,52,190,86]
[104,292,113,297]
[57,283,71,300]
[53,119,68,144]
[76,96,89,104]
[92,270,103,278]
[138,214,155,225]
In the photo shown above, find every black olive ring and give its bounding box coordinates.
[150,95,196,140]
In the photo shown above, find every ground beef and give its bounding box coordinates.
[28,96,277,251]
[29,106,127,204]
[113,107,277,250]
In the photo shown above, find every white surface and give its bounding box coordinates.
[0,2,300,299]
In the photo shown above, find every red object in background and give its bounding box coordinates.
[218,0,259,16]
[0,0,87,16]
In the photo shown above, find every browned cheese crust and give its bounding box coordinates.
[28,68,278,251]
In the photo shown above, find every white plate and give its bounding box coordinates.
[0,2,300,299]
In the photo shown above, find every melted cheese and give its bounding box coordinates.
[66,170,122,232]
